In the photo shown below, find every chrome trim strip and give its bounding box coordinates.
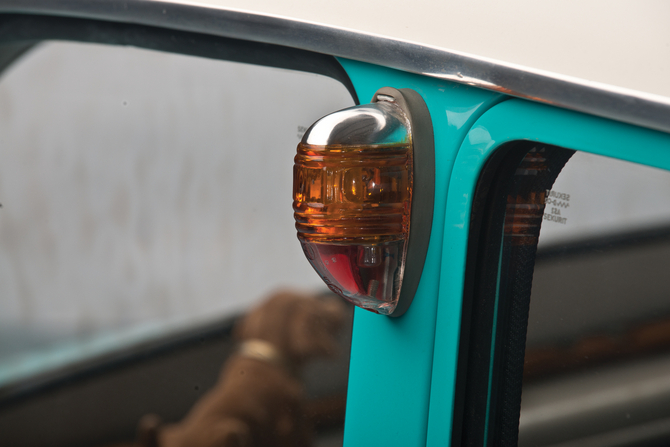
[1,0,670,134]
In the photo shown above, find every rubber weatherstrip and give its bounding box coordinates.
[452,141,574,447]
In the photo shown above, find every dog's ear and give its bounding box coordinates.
[233,309,257,341]
[234,291,300,342]
[289,297,346,362]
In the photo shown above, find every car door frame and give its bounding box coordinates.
[428,98,670,446]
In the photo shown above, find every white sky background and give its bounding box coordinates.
[186,0,670,99]
[0,41,354,338]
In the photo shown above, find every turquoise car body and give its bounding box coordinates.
[0,3,669,446]
[339,59,670,446]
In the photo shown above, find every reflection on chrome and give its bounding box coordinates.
[303,102,409,148]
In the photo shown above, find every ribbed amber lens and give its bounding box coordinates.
[293,141,412,314]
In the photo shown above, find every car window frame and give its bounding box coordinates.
[0,9,359,415]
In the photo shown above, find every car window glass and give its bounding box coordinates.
[0,41,355,447]
[519,152,670,446]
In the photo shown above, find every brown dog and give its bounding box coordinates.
[140,290,346,447]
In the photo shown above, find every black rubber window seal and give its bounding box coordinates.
[451,141,574,447]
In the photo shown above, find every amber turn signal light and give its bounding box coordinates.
[293,88,434,317]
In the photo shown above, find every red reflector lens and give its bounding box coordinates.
[300,241,406,314]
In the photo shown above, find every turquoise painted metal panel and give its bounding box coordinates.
[426,98,670,446]
[336,58,502,447]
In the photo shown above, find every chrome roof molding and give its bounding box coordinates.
[1,0,669,134]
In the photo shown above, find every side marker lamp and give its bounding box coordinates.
[293,88,435,316]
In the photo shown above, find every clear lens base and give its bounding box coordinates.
[301,240,406,315]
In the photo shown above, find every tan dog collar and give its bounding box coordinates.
[237,339,293,373]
